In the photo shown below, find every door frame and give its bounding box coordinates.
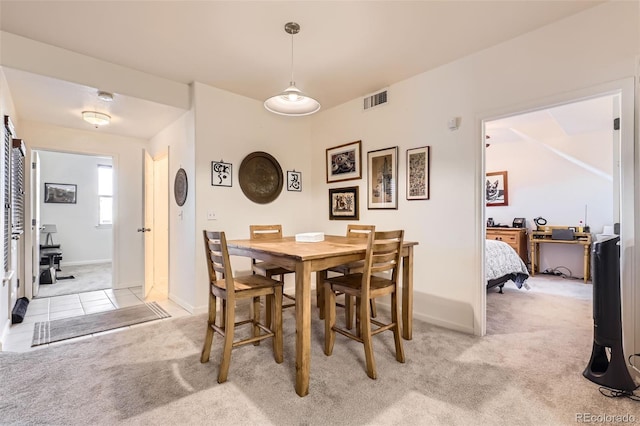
[26,147,117,297]
[475,78,636,350]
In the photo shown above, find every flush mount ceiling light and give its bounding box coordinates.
[264,22,320,117]
[97,91,114,102]
[82,111,111,126]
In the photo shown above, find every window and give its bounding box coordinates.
[98,165,112,225]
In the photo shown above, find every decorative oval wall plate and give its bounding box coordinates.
[174,168,188,206]
[238,151,283,204]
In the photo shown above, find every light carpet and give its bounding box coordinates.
[36,262,112,298]
[0,278,638,425]
[32,302,171,346]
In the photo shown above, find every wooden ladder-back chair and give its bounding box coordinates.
[322,224,377,329]
[250,225,295,326]
[200,230,284,384]
[323,229,405,379]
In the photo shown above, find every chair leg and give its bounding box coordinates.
[355,297,361,338]
[217,301,235,384]
[201,292,217,363]
[317,270,326,319]
[370,299,377,318]
[391,291,405,363]
[265,293,273,329]
[252,296,261,346]
[272,288,284,363]
[361,297,377,380]
[345,295,354,330]
[324,282,336,356]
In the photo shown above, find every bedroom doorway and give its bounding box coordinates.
[478,79,640,362]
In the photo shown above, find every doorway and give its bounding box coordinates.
[32,150,114,298]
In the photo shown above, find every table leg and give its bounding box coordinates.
[295,261,311,397]
[530,241,537,276]
[316,270,327,319]
[401,246,414,340]
[583,244,590,283]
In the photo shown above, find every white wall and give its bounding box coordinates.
[21,121,148,289]
[37,150,112,264]
[486,120,615,277]
[309,1,639,334]
[153,154,168,292]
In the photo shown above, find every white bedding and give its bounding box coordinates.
[486,239,529,289]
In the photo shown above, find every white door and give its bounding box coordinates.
[31,151,41,298]
[142,150,154,298]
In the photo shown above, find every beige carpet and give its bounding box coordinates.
[0,277,638,425]
[36,262,112,298]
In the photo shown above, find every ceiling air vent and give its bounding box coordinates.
[363,89,388,111]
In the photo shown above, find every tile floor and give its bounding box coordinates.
[2,286,191,353]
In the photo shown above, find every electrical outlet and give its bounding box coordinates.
[207,211,216,220]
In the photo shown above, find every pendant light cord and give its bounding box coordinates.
[290,30,295,85]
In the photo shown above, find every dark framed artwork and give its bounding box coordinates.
[486,171,508,207]
[367,146,398,209]
[326,140,362,183]
[211,161,232,187]
[406,146,430,200]
[329,186,359,220]
[44,183,77,204]
[287,170,302,191]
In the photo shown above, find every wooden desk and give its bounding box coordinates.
[530,230,592,283]
[227,235,417,397]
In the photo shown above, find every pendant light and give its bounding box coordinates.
[264,22,320,116]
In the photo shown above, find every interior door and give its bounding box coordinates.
[31,151,40,297]
[142,150,154,298]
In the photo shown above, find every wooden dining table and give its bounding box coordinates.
[227,234,417,397]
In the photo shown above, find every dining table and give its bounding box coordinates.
[227,234,418,397]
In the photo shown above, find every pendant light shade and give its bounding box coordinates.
[82,111,111,126]
[264,22,320,116]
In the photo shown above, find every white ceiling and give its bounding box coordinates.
[0,1,604,139]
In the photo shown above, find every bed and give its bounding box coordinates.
[486,239,530,293]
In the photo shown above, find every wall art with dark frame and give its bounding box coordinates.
[211,160,232,187]
[328,186,359,220]
[486,171,509,207]
[326,140,362,183]
[287,170,302,191]
[367,146,398,209]
[44,183,77,204]
[406,146,430,200]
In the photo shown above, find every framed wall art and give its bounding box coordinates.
[406,146,430,200]
[328,186,359,220]
[486,171,508,207]
[367,146,398,209]
[44,183,77,204]
[326,140,362,183]
[287,170,302,191]
[211,160,232,187]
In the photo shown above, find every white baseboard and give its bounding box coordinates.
[63,259,112,266]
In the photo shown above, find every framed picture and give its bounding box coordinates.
[211,161,232,187]
[367,146,398,209]
[326,140,362,183]
[406,146,430,200]
[328,186,359,220]
[287,170,302,191]
[486,171,509,207]
[44,183,77,204]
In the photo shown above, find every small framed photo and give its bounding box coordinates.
[486,171,508,207]
[367,146,398,209]
[406,146,430,200]
[211,161,232,187]
[326,140,362,183]
[329,186,359,220]
[287,170,302,191]
[44,183,77,204]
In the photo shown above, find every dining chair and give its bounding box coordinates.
[323,229,405,379]
[322,224,376,329]
[200,230,284,384]
[250,225,295,327]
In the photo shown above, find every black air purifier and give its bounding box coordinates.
[583,235,636,392]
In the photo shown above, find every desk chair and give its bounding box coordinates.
[323,230,405,379]
[201,230,284,383]
[250,225,295,327]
